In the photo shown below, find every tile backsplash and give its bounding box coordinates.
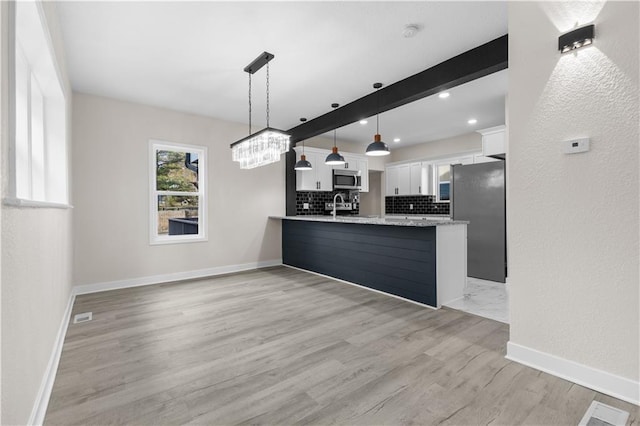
[385,195,450,215]
[296,190,359,216]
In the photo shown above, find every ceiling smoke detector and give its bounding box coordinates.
[402,24,420,38]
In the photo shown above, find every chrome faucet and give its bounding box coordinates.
[332,193,344,220]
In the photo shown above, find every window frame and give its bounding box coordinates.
[6,0,69,208]
[149,139,208,245]
[434,162,452,203]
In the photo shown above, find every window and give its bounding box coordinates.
[436,163,451,202]
[10,1,68,205]
[149,140,207,244]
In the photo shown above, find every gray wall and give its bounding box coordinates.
[72,93,285,286]
[359,171,383,216]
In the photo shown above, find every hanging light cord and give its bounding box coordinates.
[266,62,270,128]
[376,87,380,134]
[248,73,252,135]
[334,129,337,147]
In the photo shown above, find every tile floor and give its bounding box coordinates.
[444,277,509,324]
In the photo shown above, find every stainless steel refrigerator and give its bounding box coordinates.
[451,161,506,283]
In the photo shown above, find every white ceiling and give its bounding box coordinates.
[326,69,508,147]
[56,1,507,146]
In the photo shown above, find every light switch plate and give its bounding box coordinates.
[563,137,590,154]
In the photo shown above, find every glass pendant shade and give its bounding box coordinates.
[325,146,345,165]
[366,133,390,156]
[294,154,313,170]
[231,127,290,169]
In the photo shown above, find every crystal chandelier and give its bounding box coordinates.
[230,52,290,169]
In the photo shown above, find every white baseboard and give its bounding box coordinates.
[506,341,639,406]
[27,260,282,424]
[27,290,76,426]
[74,259,283,295]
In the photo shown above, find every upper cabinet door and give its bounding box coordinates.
[410,162,423,195]
[316,153,333,191]
[386,166,398,196]
[333,155,355,171]
[357,158,369,193]
[295,149,319,191]
[422,163,434,195]
[396,164,411,195]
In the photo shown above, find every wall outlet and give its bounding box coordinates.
[409,204,413,210]
[563,137,590,154]
[303,203,310,210]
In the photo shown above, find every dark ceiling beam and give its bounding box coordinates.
[287,34,508,145]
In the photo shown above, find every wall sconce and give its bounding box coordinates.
[559,24,595,53]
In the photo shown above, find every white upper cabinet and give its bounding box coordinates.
[410,162,423,195]
[387,155,494,198]
[386,162,431,196]
[294,147,369,192]
[397,164,410,195]
[293,147,333,191]
[386,164,412,196]
[386,165,398,196]
[478,125,506,158]
[333,155,357,171]
[357,158,369,193]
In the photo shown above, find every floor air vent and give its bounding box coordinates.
[579,401,629,426]
[73,312,93,324]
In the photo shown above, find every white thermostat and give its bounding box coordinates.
[563,137,590,154]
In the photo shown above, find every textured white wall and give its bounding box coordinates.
[1,2,73,424]
[508,1,639,381]
[72,93,284,286]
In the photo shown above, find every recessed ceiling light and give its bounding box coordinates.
[438,92,450,99]
[359,120,368,125]
[393,138,401,143]
[468,118,478,125]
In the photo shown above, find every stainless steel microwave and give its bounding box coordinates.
[333,169,362,190]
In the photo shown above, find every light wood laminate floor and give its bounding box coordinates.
[45,267,638,425]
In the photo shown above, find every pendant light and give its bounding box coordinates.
[230,52,290,169]
[294,118,312,171]
[325,103,346,166]
[366,82,390,156]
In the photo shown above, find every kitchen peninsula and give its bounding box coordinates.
[271,216,468,308]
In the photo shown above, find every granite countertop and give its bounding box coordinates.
[269,215,468,227]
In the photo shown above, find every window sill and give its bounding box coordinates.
[150,235,208,246]
[3,197,73,209]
